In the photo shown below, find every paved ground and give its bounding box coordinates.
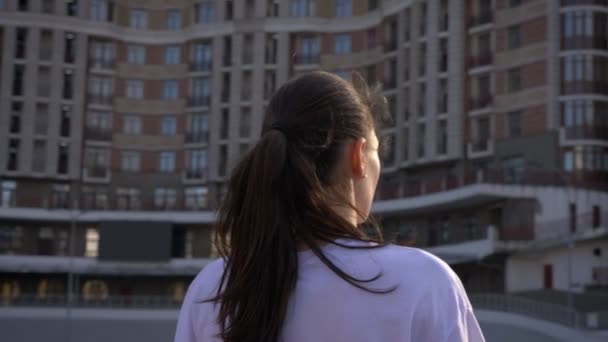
[0,317,564,342]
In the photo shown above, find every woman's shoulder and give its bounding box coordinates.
[374,244,461,285]
[186,258,226,301]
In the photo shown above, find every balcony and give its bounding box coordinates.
[468,12,493,27]
[561,0,608,6]
[187,96,210,108]
[89,58,115,70]
[85,165,108,179]
[185,131,209,143]
[383,40,397,53]
[562,126,608,141]
[467,53,493,69]
[468,95,493,111]
[561,81,608,96]
[185,169,207,180]
[189,61,212,72]
[88,94,113,106]
[84,126,112,141]
[562,35,608,50]
[296,54,320,65]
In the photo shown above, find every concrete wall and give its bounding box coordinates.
[506,240,608,292]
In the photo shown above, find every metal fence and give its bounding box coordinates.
[2,294,182,309]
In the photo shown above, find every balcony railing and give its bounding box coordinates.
[468,12,493,27]
[185,131,209,143]
[374,169,608,203]
[88,94,113,106]
[563,126,608,141]
[472,139,489,152]
[185,168,207,180]
[561,0,608,6]
[296,54,320,65]
[84,126,112,141]
[189,61,212,72]
[85,166,108,178]
[383,40,397,53]
[2,294,182,309]
[467,53,493,69]
[561,81,608,96]
[468,95,493,110]
[89,58,115,70]
[187,96,211,107]
[562,36,608,50]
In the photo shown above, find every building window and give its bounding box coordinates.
[41,0,55,14]
[130,9,148,29]
[510,0,522,6]
[437,120,447,155]
[123,115,141,135]
[165,45,181,65]
[191,77,211,106]
[334,34,351,55]
[419,2,427,36]
[508,67,522,92]
[403,9,410,42]
[60,106,71,137]
[116,188,140,210]
[0,225,22,252]
[187,149,208,178]
[189,113,209,142]
[220,109,229,139]
[402,128,409,161]
[243,34,254,65]
[379,134,395,166]
[185,186,208,209]
[264,70,276,100]
[508,110,522,137]
[161,116,177,136]
[159,151,176,172]
[336,0,351,17]
[439,0,448,31]
[291,0,315,16]
[166,9,181,30]
[121,151,140,171]
[9,102,22,134]
[242,71,252,101]
[1,181,17,207]
[57,143,69,174]
[219,145,228,176]
[298,35,320,64]
[7,139,20,171]
[126,80,144,99]
[39,29,53,60]
[66,0,77,16]
[127,45,145,64]
[17,0,28,11]
[12,65,25,96]
[438,79,448,113]
[85,228,99,257]
[62,69,74,100]
[418,42,426,76]
[163,80,179,100]
[192,42,213,70]
[64,32,76,63]
[90,0,111,21]
[154,188,176,209]
[418,82,426,117]
[35,104,49,135]
[196,1,215,23]
[417,123,425,158]
[15,28,27,59]
[508,25,521,50]
[240,107,251,138]
[439,38,448,72]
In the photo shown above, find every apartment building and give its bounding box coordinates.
[0,0,606,306]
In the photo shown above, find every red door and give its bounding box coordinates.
[543,264,553,289]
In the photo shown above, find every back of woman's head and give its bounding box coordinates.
[210,71,387,342]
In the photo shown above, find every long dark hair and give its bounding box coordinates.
[209,71,390,342]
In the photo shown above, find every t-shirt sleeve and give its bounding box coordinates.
[174,259,225,342]
[410,254,486,342]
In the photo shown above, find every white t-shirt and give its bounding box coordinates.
[174,240,486,342]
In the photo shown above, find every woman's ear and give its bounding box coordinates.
[349,137,367,179]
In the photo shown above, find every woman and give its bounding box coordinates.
[174,71,485,342]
